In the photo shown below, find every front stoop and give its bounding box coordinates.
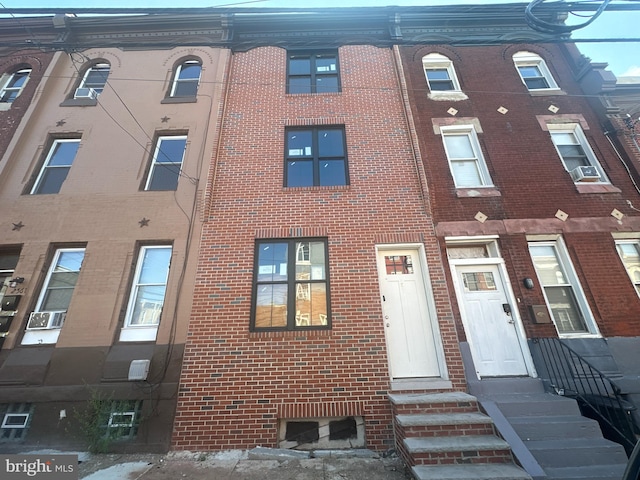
[389,392,531,480]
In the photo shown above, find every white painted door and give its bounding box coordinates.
[455,264,528,377]
[377,249,440,378]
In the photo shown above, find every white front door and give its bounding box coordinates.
[377,249,440,379]
[454,264,528,377]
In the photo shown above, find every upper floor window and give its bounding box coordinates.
[30,139,81,195]
[285,127,348,187]
[252,239,330,331]
[0,68,31,104]
[287,51,339,94]
[170,60,201,97]
[548,123,608,183]
[440,125,492,188]
[616,240,640,296]
[422,54,461,92]
[74,62,110,99]
[145,135,187,191]
[513,51,559,91]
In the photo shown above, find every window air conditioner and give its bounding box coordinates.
[26,311,66,330]
[570,165,600,182]
[74,87,98,99]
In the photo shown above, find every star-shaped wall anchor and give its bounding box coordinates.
[56,119,66,127]
[138,217,150,227]
[161,116,170,123]
[12,221,24,231]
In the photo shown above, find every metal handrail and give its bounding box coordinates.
[533,337,638,454]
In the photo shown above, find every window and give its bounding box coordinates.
[285,127,347,187]
[170,60,201,97]
[529,240,596,336]
[74,62,110,98]
[30,139,80,195]
[252,239,330,330]
[513,51,559,91]
[0,68,31,104]
[616,240,640,296]
[0,403,33,442]
[287,51,339,94]
[145,136,187,191]
[22,248,85,345]
[440,125,492,188]
[548,124,608,183]
[422,54,461,92]
[104,400,142,440]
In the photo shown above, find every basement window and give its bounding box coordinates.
[0,403,33,442]
[279,416,364,450]
[329,417,357,440]
[285,421,319,444]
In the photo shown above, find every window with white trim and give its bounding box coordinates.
[145,136,187,191]
[30,139,81,195]
[529,240,596,336]
[104,400,142,440]
[422,53,462,93]
[548,123,608,183]
[74,62,110,98]
[0,68,31,104]
[170,60,201,97]
[0,403,33,442]
[615,240,640,296]
[513,51,559,91]
[440,125,493,188]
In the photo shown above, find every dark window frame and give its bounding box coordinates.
[286,50,340,94]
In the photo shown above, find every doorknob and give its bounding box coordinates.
[502,303,512,316]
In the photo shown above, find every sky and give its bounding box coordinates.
[3,0,638,78]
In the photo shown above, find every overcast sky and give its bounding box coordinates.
[3,0,638,77]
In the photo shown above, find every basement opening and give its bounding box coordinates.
[278,416,364,450]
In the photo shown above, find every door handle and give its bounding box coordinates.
[502,303,512,316]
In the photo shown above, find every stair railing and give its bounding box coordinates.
[533,337,638,454]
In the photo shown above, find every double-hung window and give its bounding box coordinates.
[22,248,85,345]
[285,127,347,187]
[529,240,596,336]
[0,68,31,104]
[287,51,339,94]
[170,60,201,97]
[30,139,80,195]
[75,63,110,98]
[616,240,640,296]
[423,54,461,92]
[548,124,608,183]
[513,52,559,91]
[120,246,172,342]
[252,239,330,330]
[145,136,187,191]
[440,125,492,188]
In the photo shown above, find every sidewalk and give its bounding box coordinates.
[78,448,411,480]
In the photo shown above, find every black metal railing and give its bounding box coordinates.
[533,337,638,454]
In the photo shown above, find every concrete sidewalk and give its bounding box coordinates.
[78,448,411,480]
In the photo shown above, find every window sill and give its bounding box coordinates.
[285,91,341,96]
[60,97,97,107]
[160,96,197,104]
[21,329,61,345]
[528,88,565,96]
[456,187,501,198]
[119,326,158,342]
[575,183,621,194]
[0,103,11,112]
[428,91,468,101]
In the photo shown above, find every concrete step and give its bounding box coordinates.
[525,437,628,468]
[543,464,627,480]
[405,435,512,465]
[489,393,582,417]
[412,463,532,480]
[468,377,546,397]
[397,412,495,437]
[389,392,478,415]
[508,414,603,440]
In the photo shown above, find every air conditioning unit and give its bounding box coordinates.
[74,87,98,99]
[128,359,151,381]
[26,311,66,330]
[570,165,601,182]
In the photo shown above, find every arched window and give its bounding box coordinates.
[422,53,461,93]
[170,59,201,97]
[74,62,110,99]
[0,67,31,104]
[513,51,559,91]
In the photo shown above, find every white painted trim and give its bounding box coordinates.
[21,329,61,345]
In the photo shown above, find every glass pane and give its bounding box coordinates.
[289,58,310,75]
[48,142,80,166]
[257,243,288,282]
[84,67,110,89]
[426,69,450,80]
[451,160,482,187]
[10,71,30,88]
[429,80,455,91]
[288,77,311,94]
[551,132,578,146]
[287,161,313,187]
[315,56,336,73]
[296,241,325,280]
[48,272,80,289]
[518,66,542,77]
[385,255,414,275]
[545,286,588,333]
[156,138,186,163]
[0,91,18,103]
[35,167,70,194]
[462,272,497,291]
[558,145,586,158]
[287,131,312,157]
[318,129,344,157]
[524,77,550,89]
[41,287,73,311]
[617,244,640,284]
[178,63,201,80]
[130,285,166,325]
[148,164,180,191]
[56,251,84,272]
[530,246,567,285]
[316,76,339,93]
[319,160,346,186]
[255,284,287,328]
[444,134,474,159]
[139,248,171,284]
[295,282,327,326]
[173,81,198,97]
[447,246,488,259]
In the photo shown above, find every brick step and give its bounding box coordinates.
[508,414,603,440]
[412,463,532,480]
[404,435,513,466]
[389,392,479,415]
[396,412,495,437]
[525,437,628,468]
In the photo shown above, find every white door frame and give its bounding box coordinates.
[447,239,537,379]
[375,243,449,381]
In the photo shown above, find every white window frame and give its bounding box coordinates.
[120,245,172,342]
[528,238,599,337]
[21,248,85,346]
[440,125,493,188]
[1,413,29,429]
[548,123,609,184]
[74,62,110,98]
[144,135,187,191]
[422,53,467,100]
[0,68,31,106]
[615,239,640,297]
[170,60,201,97]
[513,51,559,92]
[30,138,81,195]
